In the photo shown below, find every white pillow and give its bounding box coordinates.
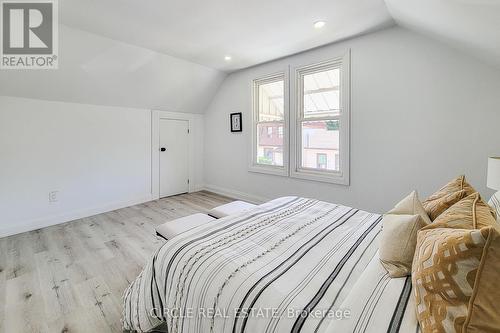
[488,192,500,222]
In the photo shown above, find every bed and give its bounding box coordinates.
[123,197,419,333]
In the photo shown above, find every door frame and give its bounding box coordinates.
[151,110,200,200]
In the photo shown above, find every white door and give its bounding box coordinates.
[159,119,189,197]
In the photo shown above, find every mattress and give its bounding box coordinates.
[123,197,418,333]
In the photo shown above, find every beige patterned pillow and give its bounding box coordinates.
[412,227,500,333]
[426,192,497,230]
[422,175,476,220]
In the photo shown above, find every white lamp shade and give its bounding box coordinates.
[487,157,500,190]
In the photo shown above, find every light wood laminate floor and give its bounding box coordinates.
[0,191,233,333]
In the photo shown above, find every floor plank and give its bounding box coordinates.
[0,191,233,333]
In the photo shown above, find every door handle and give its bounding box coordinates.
[160,147,166,152]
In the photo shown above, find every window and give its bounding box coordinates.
[249,50,349,184]
[290,53,350,184]
[250,72,288,175]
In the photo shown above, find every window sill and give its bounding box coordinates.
[290,169,349,185]
[248,164,289,177]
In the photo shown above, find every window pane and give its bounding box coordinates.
[303,68,340,118]
[258,80,284,121]
[301,120,339,171]
[257,122,284,166]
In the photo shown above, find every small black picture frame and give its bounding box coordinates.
[230,112,242,132]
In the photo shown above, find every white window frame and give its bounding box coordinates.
[290,50,350,185]
[249,71,289,177]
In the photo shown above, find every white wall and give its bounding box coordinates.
[0,97,151,237]
[0,97,206,237]
[0,24,220,237]
[203,26,500,212]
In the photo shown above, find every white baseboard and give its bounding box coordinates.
[0,195,153,238]
[192,183,205,192]
[203,184,270,204]
[1,185,269,238]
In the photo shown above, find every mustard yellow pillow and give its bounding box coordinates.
[426,192,497,230]
[422,175,476,220]
[412,227,500,333]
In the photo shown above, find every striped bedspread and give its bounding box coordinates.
[123,197,418,333]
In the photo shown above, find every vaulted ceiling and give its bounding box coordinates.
[1,0,499,112]
[0,25,226,113]
[385,0,500,69]
[59,0,394,72]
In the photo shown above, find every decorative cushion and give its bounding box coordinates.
[155,213,215,240]
[387,190,432,225]
[422,175,476,221]
[379,214,426,277]
[412,226,500,333]
[426,192,497,230]
[208,200,256,218]
[379,191,430,277]
[488,192,500,223]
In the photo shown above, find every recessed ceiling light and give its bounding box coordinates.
[224,55,232,61]
[314,21,326,29]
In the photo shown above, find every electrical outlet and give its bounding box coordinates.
[49,191,59,203]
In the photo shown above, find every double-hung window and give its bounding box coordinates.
[250,50,350,184]
[249,72,289,176]
[290,53,350,184]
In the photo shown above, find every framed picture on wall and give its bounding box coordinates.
[230,112,242,132]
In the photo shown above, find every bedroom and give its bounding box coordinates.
[1,0,500,332]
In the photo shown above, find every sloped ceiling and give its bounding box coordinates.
[60,0,394,72]
[385,0,500,69]
[1,0,499,112]
[1,0,394,112]
[0,25,226,113]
